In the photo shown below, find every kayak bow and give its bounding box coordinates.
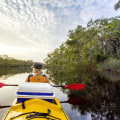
[3,97,69,120]
[3,83,69,120]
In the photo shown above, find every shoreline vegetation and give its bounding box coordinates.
[0,55,33,79]
[0,55,33,68]
[44,16,120,73]
[0,17,120,73]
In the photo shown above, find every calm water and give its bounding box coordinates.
[0,68,120,120]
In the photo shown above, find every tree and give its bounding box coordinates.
[44,16,120,70]
[105,17,120,58]
[114,0,120,10]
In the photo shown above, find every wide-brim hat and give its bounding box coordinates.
[31,63,42,69]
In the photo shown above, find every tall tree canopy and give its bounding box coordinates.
[44,16,120,70]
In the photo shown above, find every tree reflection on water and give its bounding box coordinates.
[0,67,31,80]
[0,66,120,120]
[46,67,120,120]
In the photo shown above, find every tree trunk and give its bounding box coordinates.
[116,38,120,59]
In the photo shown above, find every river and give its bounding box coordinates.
[0,68,120,120]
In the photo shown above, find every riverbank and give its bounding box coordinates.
[0,55,33,67]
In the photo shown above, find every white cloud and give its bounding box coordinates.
[0,0,119,62]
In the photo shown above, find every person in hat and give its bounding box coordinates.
[25,63,50,83]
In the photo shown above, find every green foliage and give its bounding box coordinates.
[44,16,120,71]
[95,52,111,63]
[0,55,33,67]
[114,0,120,10]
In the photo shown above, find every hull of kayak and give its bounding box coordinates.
[3,97,69,120]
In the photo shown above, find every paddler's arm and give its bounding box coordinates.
[25,74,33,82]
[45,77,50,84]
[25,76,29,82]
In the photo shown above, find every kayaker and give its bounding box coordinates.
[25,62,50,83]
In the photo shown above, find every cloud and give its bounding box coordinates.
[79,0,119,25]
[0,0,119,62]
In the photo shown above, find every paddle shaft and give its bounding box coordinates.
[52,85,65,87]
[0,82,85,90]
[0,105,11,109]
[6,84,18,86]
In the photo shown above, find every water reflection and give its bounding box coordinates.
[0,67,120,120]
[0,67,31,80]
[0,68,32,119]
[46,67,120,120]
[99,70,120,82]
[61,97,86,106]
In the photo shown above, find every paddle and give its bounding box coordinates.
[0,82,85,90]
[52,84,86,90]
[0,82,18,88]
[61,97,86,105]
[0,105,11,109]
[0,97,85,109]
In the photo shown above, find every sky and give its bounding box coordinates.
[0,0,119,62]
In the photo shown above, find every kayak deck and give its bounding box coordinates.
[3,97,69,120]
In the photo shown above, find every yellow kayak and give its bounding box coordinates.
[3,97,69,120]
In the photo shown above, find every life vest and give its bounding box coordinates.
[28,74,46,83]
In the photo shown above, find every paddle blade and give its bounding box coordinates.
[0,82,7,88]
[66,97,86,105]
[64,84,86,90]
